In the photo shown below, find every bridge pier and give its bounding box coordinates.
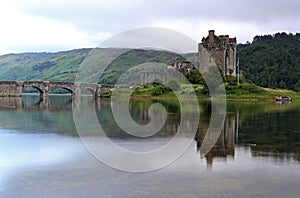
[73,85,81,98]
[16,81,24,97]
[41,91,48,99]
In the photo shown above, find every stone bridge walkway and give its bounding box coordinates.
[0,81,113,98]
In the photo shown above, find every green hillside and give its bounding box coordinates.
[237,32,300,91]
[0,48,90,81]
[99,49,185,84]
[0,48,184,84]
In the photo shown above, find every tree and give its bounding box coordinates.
[187,69,204,84]
[294,80,300,92]
[237,32,300,90]
[151,84,170,96]
[278,80,287,89]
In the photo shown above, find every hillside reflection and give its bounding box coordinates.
[196,101,300,165]
[0,96,299,165]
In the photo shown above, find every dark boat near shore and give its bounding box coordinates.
[274,96,292,103]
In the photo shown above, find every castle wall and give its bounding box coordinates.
[140,67,185,84]
[199,30,237,76]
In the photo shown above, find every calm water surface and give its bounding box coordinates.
[0,95,299,198]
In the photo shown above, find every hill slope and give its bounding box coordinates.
[0,48,90,81]
[237,32,300,91]
[0,48,185,84]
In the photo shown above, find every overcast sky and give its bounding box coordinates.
[0,0,299,55]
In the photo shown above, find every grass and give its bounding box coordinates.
[225,84,300,100]
[118,83,300,101]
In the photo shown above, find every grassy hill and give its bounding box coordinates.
[0,48,185,84]
[99,49,185,84]
[0,48,90,81]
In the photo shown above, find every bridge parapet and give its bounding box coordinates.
[0,81,112,98]
[0,81,23,97]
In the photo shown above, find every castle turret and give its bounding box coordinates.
[208,30,215,43]
[198,30,237,76]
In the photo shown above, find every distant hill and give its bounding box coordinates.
[0,48,185,84]
[237,32,300,91]
[0,48,90,81]
[99,49,185,84]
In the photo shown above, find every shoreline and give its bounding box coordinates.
[125,95,300,102]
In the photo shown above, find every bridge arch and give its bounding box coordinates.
[80,87,95,96]
[49,86,74,95]
[22,85,44,95]
[22,94,43,106]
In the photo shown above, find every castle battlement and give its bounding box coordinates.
[199,30,237,75]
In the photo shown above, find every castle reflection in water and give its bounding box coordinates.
[195,112,238,167]
[0,95,298,166]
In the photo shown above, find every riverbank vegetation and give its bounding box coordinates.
[129,82,300,100]
[127,66,300,100]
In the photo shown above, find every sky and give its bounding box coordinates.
[0,0,299,55]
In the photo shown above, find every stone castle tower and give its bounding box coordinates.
[198,30,237,75]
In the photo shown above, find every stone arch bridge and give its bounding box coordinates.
[0,81,113,98]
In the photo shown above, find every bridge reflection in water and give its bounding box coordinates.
[1,96,297,167]
[0,96,238,164]
[0,96,239,166]
[0,94,73,110]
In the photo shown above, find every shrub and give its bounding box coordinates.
[226,75,237,85]
[151,84,170,96]
[187,69,204,84]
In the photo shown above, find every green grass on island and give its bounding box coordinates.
[111,81,300,101]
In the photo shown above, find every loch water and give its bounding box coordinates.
[0,95,299,198]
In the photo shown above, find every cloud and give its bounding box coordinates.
[0,0,299,54]
[16,0,300,28]
[0,1,113,54]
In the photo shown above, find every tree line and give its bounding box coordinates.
[237,32,300,91]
